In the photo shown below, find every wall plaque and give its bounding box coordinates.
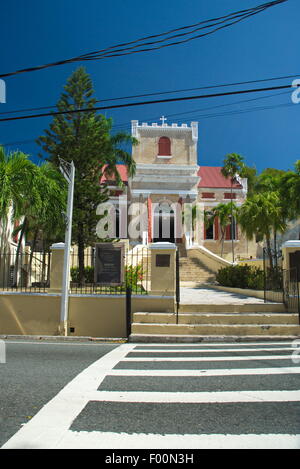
[156,254,170,267]
[94,243,124,285]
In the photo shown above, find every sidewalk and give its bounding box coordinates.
[180,286,267,305]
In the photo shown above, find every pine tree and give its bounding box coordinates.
[37,67,136,283]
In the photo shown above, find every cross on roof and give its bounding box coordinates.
[160,115,167,125]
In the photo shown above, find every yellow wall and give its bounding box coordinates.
[0,293,175,338]
[0,294,61,336]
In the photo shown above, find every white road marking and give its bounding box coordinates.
[3,340,123,347]
[2,343,300,449]
[122,354,295,361]
[129,347,294,353]
[1,343,136,449]
[134,341,297,347]
[86,389,300,403]
[108,366,300,377]
[54,431,300,449]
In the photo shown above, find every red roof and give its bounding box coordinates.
[100,164,128,184]
[198,166,242,189]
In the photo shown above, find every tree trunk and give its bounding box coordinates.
[266,235,273,271]
[220,229,225,258]
[274,229,278,270]
[13,217,27,287]
[230,183,235,263]
[27,227,39,287]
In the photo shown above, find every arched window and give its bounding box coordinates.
[158,136,171,156]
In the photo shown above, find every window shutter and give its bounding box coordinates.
[158,137,171,156]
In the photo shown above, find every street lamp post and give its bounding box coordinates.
[59,159,75,336]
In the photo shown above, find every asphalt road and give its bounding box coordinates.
[0,339,118,447]
[1,339,300,450]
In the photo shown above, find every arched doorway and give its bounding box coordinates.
[153,202,175,243]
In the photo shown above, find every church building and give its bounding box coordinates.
[101,118,256,262]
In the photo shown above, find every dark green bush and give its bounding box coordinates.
[216,264,264,290]
[71,266,94,283]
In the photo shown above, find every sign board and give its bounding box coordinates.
[94,243,124,285]
[156,254,171,267]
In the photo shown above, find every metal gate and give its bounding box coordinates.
[263,247,300,321]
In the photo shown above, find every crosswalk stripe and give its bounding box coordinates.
[122,354,295,361]
[134,341,298,347]
[2,342,300,449]
[55,431,300,449]
[129,347,294,353]
[108,366,300,377]
[87,390,300,403]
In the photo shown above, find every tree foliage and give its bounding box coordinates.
[36,67,137,282]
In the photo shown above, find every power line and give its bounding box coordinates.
[0,72,299,118]
[0,92,295,148]
[0,83,295,123]
[110,89,292,130]
[0,0,288,79]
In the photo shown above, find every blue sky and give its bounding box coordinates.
[0,0,299,173]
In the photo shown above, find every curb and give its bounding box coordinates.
[0,335,128,344]
[128,334,300,343]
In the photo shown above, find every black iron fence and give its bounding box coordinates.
[69,246,150,295]
[283,267,300,316]
[263,248,300,319]
[0,249,50,292]
[0,245,150,295]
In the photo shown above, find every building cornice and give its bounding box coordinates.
[131,120,198,142]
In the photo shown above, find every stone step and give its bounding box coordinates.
[178,303,286,313]
[131,322,300,337]
[129,334,300,343]
[132,312,299,325]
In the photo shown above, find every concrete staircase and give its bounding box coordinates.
[177,244,216,284]
[129,303,300,342]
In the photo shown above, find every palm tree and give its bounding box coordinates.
[27,163,67,285]
[238,192,287,270]
[0,146,37,254]
[279,160,300,221]
[221,153,245,262]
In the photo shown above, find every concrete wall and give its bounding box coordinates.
[0,293,61,336]
[0,293,175,338]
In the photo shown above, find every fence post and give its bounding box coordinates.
[126,286,132,338]
[176,248,180,324]
[149,242,176,312]
[49,243,65,293]
[49,242,72,336]
[263,247,266,304]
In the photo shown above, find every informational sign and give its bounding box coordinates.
[94,243,124,285]
[156,254,170,267]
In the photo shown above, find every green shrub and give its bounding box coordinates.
[70,266,94,283]
[125,264,144,290]
[216,264,264,290]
